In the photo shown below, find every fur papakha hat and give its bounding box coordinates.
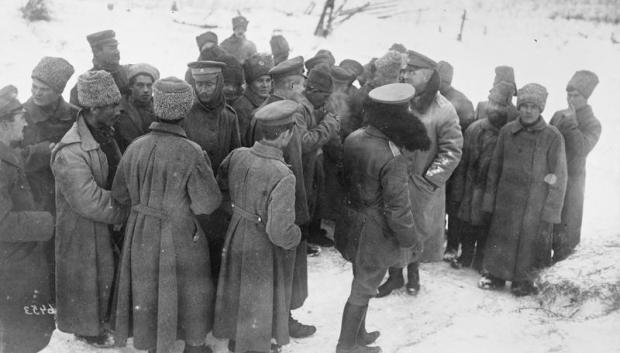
[494,66,516,95]
[566,70,598,99]
[77,70,121,108]
[488,81,514,106]
[374,51,406,83]
[127,63,160,83]
[31,56,75,93]
[153,77,193,121]
[516,83,548,112]
[243,53,274,84]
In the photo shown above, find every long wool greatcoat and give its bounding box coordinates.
[111,122,221,353]
[482,117,567,281]
[232,88,266,147]
[453,118,503,226]
[549,105,601,259]
[404,93,462,263]
[21,97,78,212]
[51,115,126,336]
[0,142,55,353]
[214,142,301,353]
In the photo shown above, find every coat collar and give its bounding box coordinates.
[0,141,21,168]
[509,116,547,134]
[480,118,501,132]
[244,87,267,108]
[55,113,100,153]
[24,97,76,124]
[364,125,388,140]
[149,121,188,138]
[250,141,284,162]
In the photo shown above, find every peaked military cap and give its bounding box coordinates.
[188,60,226,80]
[268,56,305,80]
[369,83,416,104]
[86,29,118,48]
[254,100,298,126]
[406,50,437,70]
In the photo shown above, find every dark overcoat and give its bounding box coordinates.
[51,115,126,336]
[482,118,567,281]
[214,142,301,353]
[111,122,221,353]
[220,35,257,64]
[114,96,157,152]
[335,126,417,281]
[232,88,265,147]
[453,118,502,225]
[549,106,601,259]
[21,97,78,212]
[0,142,55,353]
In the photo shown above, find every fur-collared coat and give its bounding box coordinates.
[51,115,127,336]
[111,122,221,353]
[482,117,567,281]
[214,142,300,353]
[0,142,55,353]
[549,105,601,260]
[403,93,463,263]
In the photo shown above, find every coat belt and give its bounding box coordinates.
[232,203,263,225]
[131,204,167,219]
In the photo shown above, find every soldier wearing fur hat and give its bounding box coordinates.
[0,90,55,353]
[378,50,463,297]
[449,81,516,271]
[114,63,160,152]
[334,83,430,353]
[270,32,290,66]
[549,70,601,262]
[184,31,229,87]
[214,100,301,353]
[19,56,78,304]
[220,15,257,64]
[233,53,274,146]
[435,60,475,263]
[219,55,245,105]
[52,70,128,347]
[474,66,519,123]
[112,77,221,353]
[70,29,130,106]
[185,60,241,282]
[479,83,567,297]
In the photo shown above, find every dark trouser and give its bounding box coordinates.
[460,222,489,268]
[349,261,388,306]
[446,213,463,253]
[197,209,231,283]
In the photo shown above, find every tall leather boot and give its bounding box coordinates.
[357,305,380,346]
[336,303,382,353]
[376,267,404,298]
[406,262,420,296]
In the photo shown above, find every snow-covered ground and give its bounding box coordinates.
[2,0,620,352]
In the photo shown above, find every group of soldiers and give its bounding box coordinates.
[0,13,602,353]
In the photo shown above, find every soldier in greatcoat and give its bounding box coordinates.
[549,70,601,262]
[112,77,221,353]
[0,91,55,353]
[52,71,127,347]
[480,83,567,296]
[334,83,430,353]
[214,100,301,353]
[220,16,257,64]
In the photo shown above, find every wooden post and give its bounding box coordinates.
[457,9,467,41]
[314,0,335,37]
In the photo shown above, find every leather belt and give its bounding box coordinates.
[232,203,263,225]
[132,204,167,219]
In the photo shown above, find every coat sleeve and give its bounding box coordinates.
[381,155,417,248]
[266,173,302,250]
[423,108,463,188]
[449,124,474,205]
[111,154,131,206]
[541,131,568,223]
[294,106,340,154]
[229,110,242,151]
[188,151,222,215]
[482,128,505,213]
[52,147,125,224]
[0,164,53,242]
[552,110,601,158]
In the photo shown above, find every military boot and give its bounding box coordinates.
[376,267,404,298]
[336,302,382,353]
